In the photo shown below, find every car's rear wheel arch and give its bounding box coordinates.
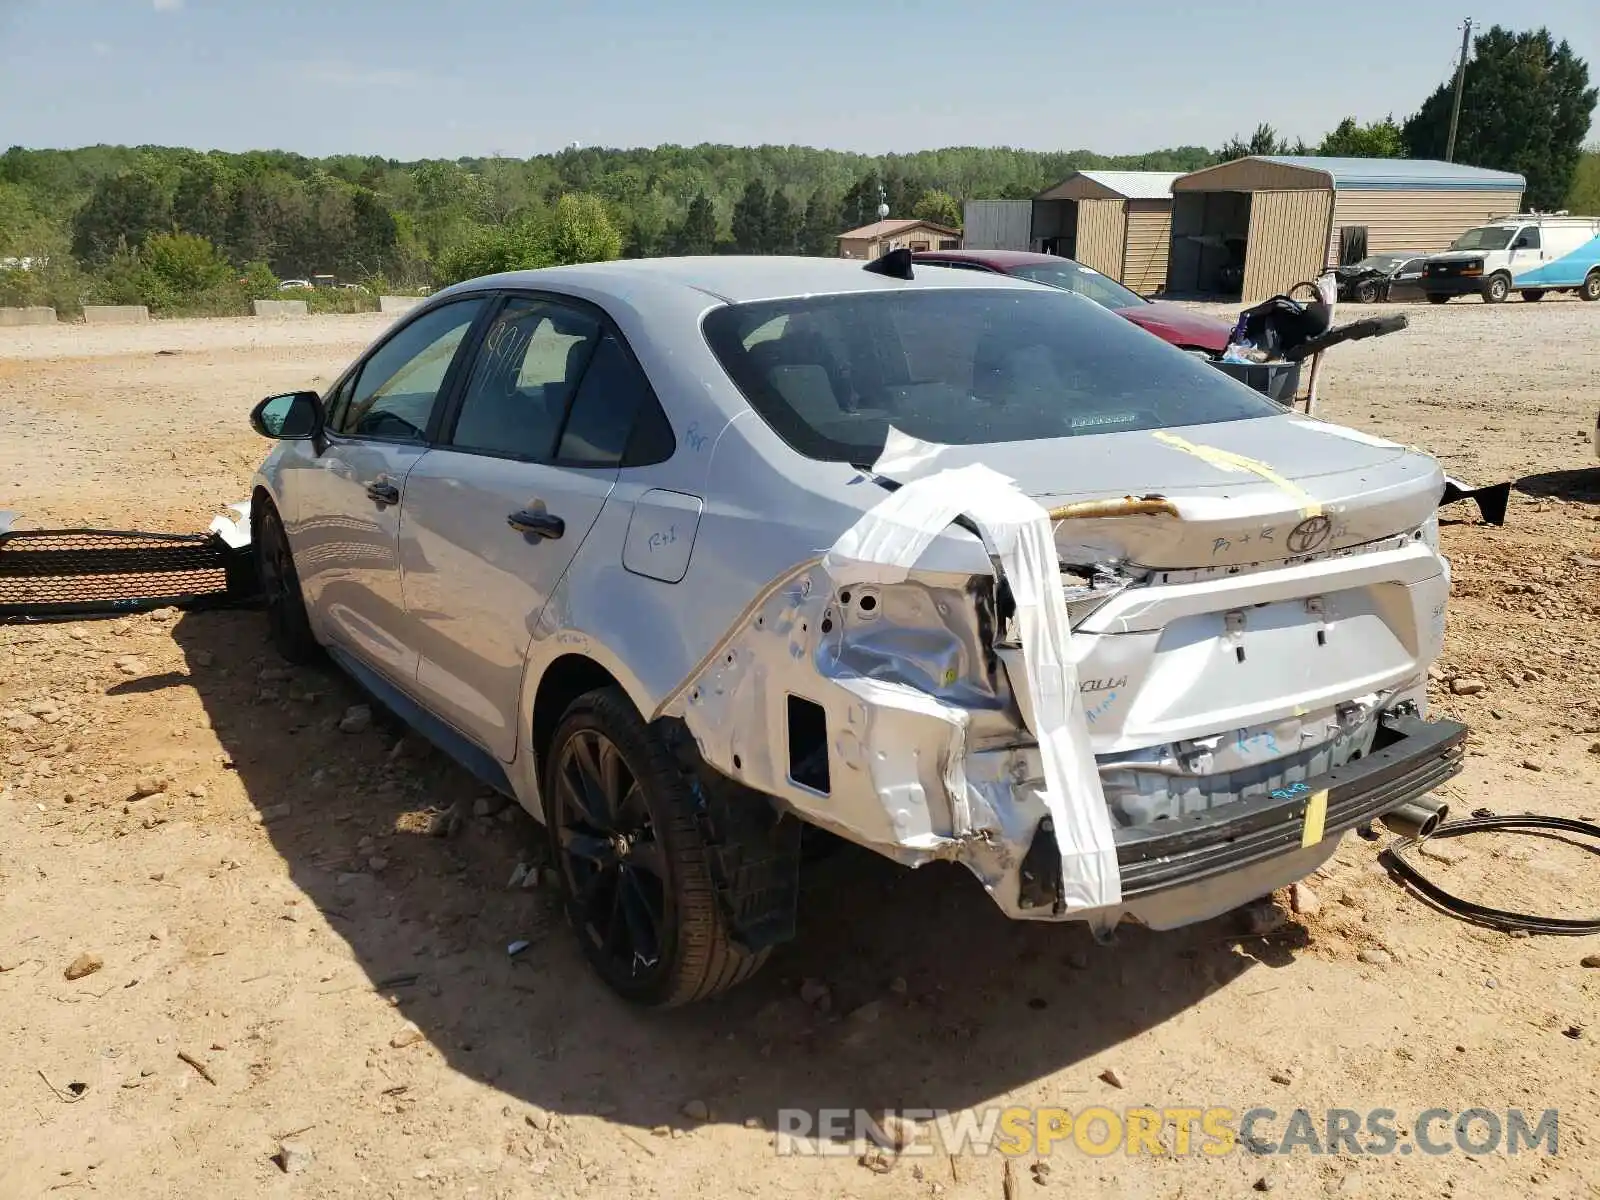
[531,654,624,815]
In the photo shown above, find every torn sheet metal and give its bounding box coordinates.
[824,428,1121,910]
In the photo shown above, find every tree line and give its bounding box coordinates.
[0,23,1592,316]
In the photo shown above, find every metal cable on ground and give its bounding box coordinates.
[1380,812,1600,935]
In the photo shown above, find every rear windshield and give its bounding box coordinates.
[1007,261,1147,309]
[701,288,1280,463]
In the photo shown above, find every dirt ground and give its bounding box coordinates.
[2,299,1598,1200]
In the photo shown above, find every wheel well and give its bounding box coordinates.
[531,654,623,779]
[250,486,276,534]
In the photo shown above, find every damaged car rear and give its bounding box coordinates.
[244,256,1465,1006]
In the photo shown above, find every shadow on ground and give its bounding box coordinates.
[164,607,1301,1134]
[1515,467,1600,504]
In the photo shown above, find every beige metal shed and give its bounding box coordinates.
[1168,156,1526,300]
[1031,171,1181,293]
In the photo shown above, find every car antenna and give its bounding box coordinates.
[863,247,914,280]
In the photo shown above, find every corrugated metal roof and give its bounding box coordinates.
[835,218,959,240]
[1257,156,1525,191]
[1075,170,1182,199]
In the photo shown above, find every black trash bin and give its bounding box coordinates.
[1207,358,1303,405]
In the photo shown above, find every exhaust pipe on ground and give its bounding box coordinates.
[1381,795,1450,841]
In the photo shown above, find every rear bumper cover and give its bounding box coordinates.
[1012,713,1466,923]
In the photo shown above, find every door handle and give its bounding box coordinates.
[366,480,400,505]
[507,508,565,540]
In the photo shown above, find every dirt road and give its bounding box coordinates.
[2,302,1598,1199]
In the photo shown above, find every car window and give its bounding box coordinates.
[556,332,673,467]
[1007,261,1147,309]
[1448,226,1514,252]
[450,298,601,460]
[702,288,1281,464]
[338,299,485,442]
[1516,227,1540,250]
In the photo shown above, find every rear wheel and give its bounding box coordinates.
[545,687,767,1007]
[1581,271,1600,302]
[1427,293,1451,305]
[1482,274,1511,304]
[254,499,318,664]
[1522,289,1546,302]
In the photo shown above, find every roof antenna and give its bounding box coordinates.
[864,246,914,280]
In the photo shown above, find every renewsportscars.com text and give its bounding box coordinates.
[775,1106,1560,1158]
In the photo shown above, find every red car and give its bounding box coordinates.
[911,249,1231,355]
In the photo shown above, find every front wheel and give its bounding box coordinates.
[1581,272,1600,302]
[1355,280,1379,304]
[1522,289,1546,302]
[1482,274,1511,304]
[254,499,319,664]
[545,687,768,1006]
[1427,293,1451,305]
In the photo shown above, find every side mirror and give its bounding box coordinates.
[1512,237,1530,250]
[251,391,323,440]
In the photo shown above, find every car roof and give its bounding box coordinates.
[436,255,1044,306]
[912,248,1084,270]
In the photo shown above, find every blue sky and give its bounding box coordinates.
[1,0,1595,158]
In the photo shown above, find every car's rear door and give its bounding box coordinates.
[291,297,488,684]
[398,292,671,760]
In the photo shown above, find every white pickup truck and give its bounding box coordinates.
[1420,214,1600,304]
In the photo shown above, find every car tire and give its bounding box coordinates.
[545,686,768,1007]
[1521,289,1546,302]
[254,499,319,664]
[1427,293,1451,305]
[1355,280,1379,304]
[1482,274,1511,304]
[1581,271,1600,302]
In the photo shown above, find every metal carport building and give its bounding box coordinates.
[1030,170,1181,293]
[1166,156,1526,301]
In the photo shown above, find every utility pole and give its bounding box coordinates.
[1445,18,1472,162]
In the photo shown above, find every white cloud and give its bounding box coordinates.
[152,0,183,11]
[295,58,427,88]
[91,40,112,55]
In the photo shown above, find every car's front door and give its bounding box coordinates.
[293,297,487,683]
[399,293,670,760]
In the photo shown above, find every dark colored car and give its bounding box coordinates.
[1333,253,1429,304]
[913,249,1233,353]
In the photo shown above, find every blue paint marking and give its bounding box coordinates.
[684,422,710,453]
[1084,692,1118,724]
[1268,780,1311,802]
[1237,729,1281,756]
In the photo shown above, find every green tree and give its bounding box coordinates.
[912,188,962,228]
[142,231,232,295]
[544,193,623,265]
[730,179,770,252]
[1402,26,1597,211]
[172,156,238,249]
[435,219,547,284]
[1568,147,1600,212]
[1317,116,1404,158]
[1217,123,1306,161]
[766,189,801,254]
[674,191,718,254]
[70,167,172,265]
[800,188,836,256]
[839,171,883,231]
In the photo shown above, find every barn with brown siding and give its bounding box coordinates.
[1167,156,1525,301]
[1030,171,1181,294]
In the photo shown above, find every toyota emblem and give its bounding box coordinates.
[1286,515,1333,554]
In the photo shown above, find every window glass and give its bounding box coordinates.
[1007,261,1147,309]
[702,288,1282,464]
[451,299,601,460]
[1516,227,1540,249]
[339,300,485,441]
[1448,226,1514,251]
[556,333,669,467]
